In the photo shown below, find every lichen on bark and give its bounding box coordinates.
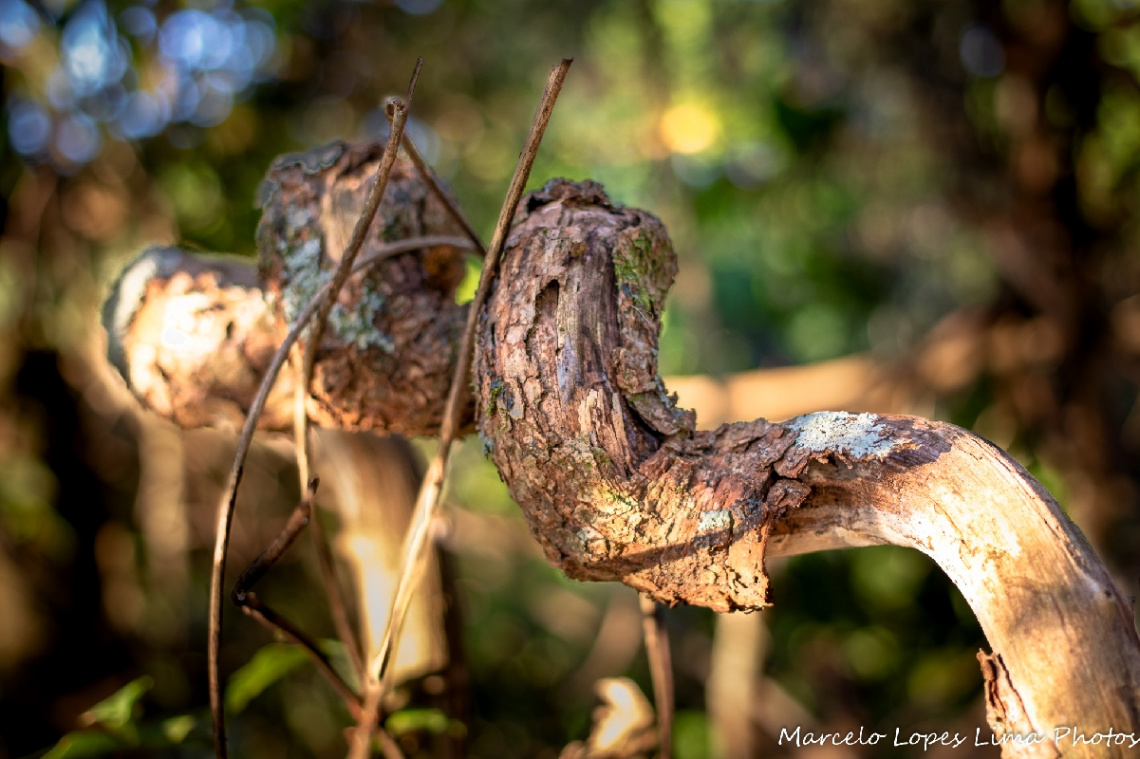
[256,140,471,435]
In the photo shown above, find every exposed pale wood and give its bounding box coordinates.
[769,414,1140,757]
[314,430,447,683]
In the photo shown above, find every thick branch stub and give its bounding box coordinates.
[102,246,292,431]
[104,141,477,436]
[475,179,809,611]
[257,141,470,436]
[104,172,1140,756]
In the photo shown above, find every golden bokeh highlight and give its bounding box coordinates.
[658,102,720,154]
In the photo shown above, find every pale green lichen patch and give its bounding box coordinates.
[276,236,394,352]
[328,290,393,352]
[278,238,328,324]
[596,488,639,515]
[790,411,896,460]
[610,220,694,439]
[612,228,663,313]
[698,508,732,534]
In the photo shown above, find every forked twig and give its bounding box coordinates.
[207,229,475,758]
[639,594,674,759]
[346,57,573,759]
[230,479,362,716]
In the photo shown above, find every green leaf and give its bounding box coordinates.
[385,708,450,736]
[672,709,710,759]
[225,642,309,715]
[82,676,153,731]
[317,638,361,694]
[159,714,197,744]
[42,730,123,759]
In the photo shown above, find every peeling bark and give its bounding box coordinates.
[474,180,797,610]
[102,246,292,432]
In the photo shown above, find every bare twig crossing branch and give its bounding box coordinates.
[288,62,421,691]
[208,60,431,757]
[346,58,573,759]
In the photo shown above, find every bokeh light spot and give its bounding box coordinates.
[0,0,40,50]
[118,91,164,139]
[62,1,127,97]
[119,6,156,43]
[55,113,103,165]
[396,0,444,15]
[659,102,720,154]
[8,100,52,155]
[959,25,1005,78]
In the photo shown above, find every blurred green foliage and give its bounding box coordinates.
[3,0,1140,757]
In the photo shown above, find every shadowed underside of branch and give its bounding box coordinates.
[104,168,1140,757]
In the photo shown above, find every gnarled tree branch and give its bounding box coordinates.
[473,180,1140,757]
[104,175,1140,757]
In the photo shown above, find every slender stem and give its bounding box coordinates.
[639,594,673,759]
[311,485,366,675]
[228,482,363,717]
[297,94,411,451]
[231,482,318,595]
[291,343,364,675]
[435,544,470,759]
[291,64,421,681]
[400,131,486,258]
[238,594,363,716]
[405,57,423,103]
[206,234,472,758]
[376,729,406,759]
[386,63,485,256]
[347,58,573,759]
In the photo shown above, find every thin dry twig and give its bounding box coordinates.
[376,728,406,759]
[399,131,486,258]
[291,60,422,682]
[207,229,471,757]
[308,468,367,673]
[289,81,417,687]
[639,594,674,759]
[346,57,573,759]
[229,479,362,716]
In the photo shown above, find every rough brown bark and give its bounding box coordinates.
[256,141,470,436]
[103,143,473,437]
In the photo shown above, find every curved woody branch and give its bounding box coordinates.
[475,180,1140,758]
[105,178,1140,758]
